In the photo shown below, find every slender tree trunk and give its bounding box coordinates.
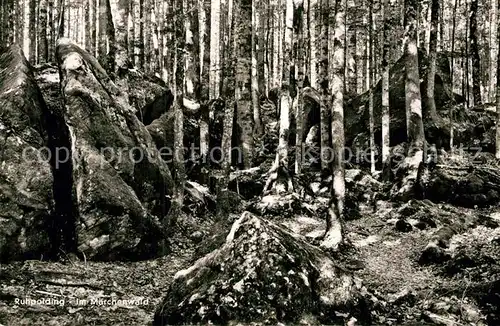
[319,0,329,172]
[251,0,263,137]
[277,0,293,181]
[138,0,145,69]
[381,0,390,168]
[426,0,439,121]
[85,0,92,51]
[210,0,221,99]
[450,0,457,149]
[368,0,375,174]
[29,0,36,63]
[496,0,500,159]
[295,0,304,174]
[322,0,346,250]
[309,0,318,90]
[98,0,108,65]
[198,0,210,164]
[38,0,48,63]
[490,0,497,103]
[470,0,481,106]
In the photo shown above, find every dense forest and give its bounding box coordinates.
[0,0,500,325]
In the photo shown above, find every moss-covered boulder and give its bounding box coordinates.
[154,212,369,325]
[56,39,174,260]
[0,45,53,261]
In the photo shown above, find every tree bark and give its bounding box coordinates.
[98,0,108,66]
[322,0,346,250]
[295,0,304,174]
[217,0,235,219]
[29,0,36,63]
[398,0,426,200]
[319,0,329,172]
[38,0,48,63]
[425,0,439,121]
[368,0,375,174]
[496,0,500,159]
[470,0,481,106]
[168,0,186,229]
[210,0,221,99]
[110,0,129,73]
[235,0,253,169]
[251,0,263,137]
[381,0,390,168]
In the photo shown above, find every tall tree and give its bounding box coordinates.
[449,0,458,149]
[496,0,500,159]
[470,0,481,105]
[368,0,375,174]
[198,0,209,164]
[98,0,108,65]
[251,0,263,137]
[210,0,221,99]
[425,0,439,121]
[168,0,186,229]
[39,0,49,63]
[295,0,305,174]
[398,0,425,199]
[319,0,330,172]
[381,0,390,170]
[235,0,253,169]
[29,0,36,63]
[322,0,346,250]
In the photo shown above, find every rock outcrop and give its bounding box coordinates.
[154,212,369,325]
[0,45,54,261]
[56,39,175,260]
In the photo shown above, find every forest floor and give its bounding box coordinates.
[1,196,499,325]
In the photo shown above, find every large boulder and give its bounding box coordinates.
[344,49,455,148]
[154,212,369,325]
[0,45,54,261]
[56,39,175,260]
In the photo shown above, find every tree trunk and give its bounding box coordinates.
[217,0,235,218]
[168,0,186,229]
[381,0,390,169]
[198,0,209,164]
[251,0,263,138]
[490,0,497,103]
[425,0,439,121]
[143,0,151,73]
[450,0,457,149]
[38,0,48,63]
[322,0,346,250]
[309,0,318,90]
[210,0,221,99]
[470,0,481,106]
[235,0,253,169]
[29,0,36,63]
[98,0,108,66]
[110,0,129,73]
[138,0,145,70]
[496,0,500,159]
[319,0,329,172]
[368,0,375,174]
[295,0,304,174]
[397,0,426,200]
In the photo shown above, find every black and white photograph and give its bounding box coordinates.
[0,0,499,324]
